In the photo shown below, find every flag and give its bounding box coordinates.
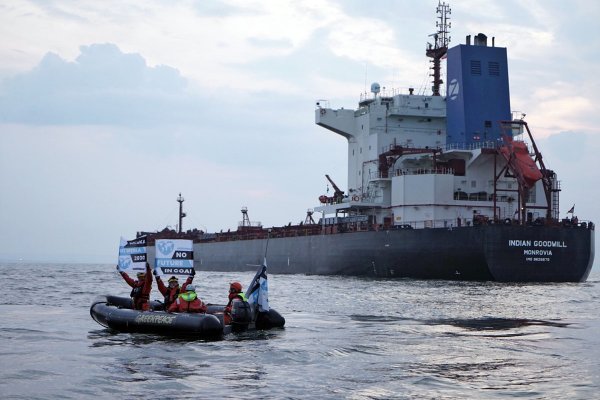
[245,258,269,313]
[567,205,575,214]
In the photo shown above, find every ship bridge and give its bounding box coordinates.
[315,91,446,140]
[315,106,355,139]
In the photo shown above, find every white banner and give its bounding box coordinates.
[117,237,147,275]
[154,239,194,279]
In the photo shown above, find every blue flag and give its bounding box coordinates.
[245,258,269,313]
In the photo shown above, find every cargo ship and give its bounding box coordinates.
[141,3,594,282]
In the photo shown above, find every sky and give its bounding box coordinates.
[1,0,599,263]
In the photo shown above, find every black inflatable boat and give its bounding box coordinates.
[90,295,285,338]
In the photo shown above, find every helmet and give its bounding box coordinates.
[137,272,146,278]
[230,281,242,293]
[168,276,178,283]
[185,285,196,292]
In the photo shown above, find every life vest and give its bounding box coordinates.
[227,291,247,306]
[179,291,197,302]
[235,292,248,302]
[228,293,252,325]
[130,281,150,301]
[130,285,142,298]
[122,270,151,310]
[173,291,204,313]
[164,287,180,308]
[130,283,150,310]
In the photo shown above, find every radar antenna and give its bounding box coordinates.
[426,1,451,96]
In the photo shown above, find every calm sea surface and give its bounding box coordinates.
[0,263,599,399]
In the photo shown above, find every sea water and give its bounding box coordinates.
[0,263,599,399]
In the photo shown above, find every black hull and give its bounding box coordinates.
[90,295,223,339]
[193,224,595,282]
[90,296,285,337]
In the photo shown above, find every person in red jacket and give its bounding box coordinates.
[224,281,249,325]
[168,285,207,313]
[117,262,153,311]
[154,268,195,310]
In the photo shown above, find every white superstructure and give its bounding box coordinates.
[314,87,551,229]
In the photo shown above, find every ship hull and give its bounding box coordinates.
[192,224,594,282]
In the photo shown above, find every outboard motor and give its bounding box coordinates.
[231,299,252,331]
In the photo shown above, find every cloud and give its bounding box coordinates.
[2,0,599,264]
[0,121,347,262]
[0,43,199,126]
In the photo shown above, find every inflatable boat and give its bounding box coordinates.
[90,295,285,338]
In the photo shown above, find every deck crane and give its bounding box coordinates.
[325,174,345,203]
[319,174,345,204]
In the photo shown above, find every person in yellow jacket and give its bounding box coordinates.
[224,281,249,325]
[167,285,207,313]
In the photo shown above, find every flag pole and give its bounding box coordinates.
[263,228,271,262]
[244,229,270,300]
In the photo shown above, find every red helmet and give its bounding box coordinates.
[229,281,243,293]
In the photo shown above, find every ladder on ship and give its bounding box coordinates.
[551,179,561,220]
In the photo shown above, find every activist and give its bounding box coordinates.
[154,268,195,310]
[167,285,207,313]
[117,262,153,311]
[224,281,250,325]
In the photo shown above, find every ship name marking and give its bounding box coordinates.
[508,240,567,248]
[523,249,553,256]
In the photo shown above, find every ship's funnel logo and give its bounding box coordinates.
[157,241,174,256]
[448,78,459,100]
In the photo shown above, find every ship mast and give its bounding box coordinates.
[426,1,451,96]
[177,193,186,233]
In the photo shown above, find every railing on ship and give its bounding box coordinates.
[197,224,323,243]
[333,217,595,232]
[359,87,422,103]
[194,217,594,244]
[391,167,455,178]
[445,141,498,151]
[377,138,529,154]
